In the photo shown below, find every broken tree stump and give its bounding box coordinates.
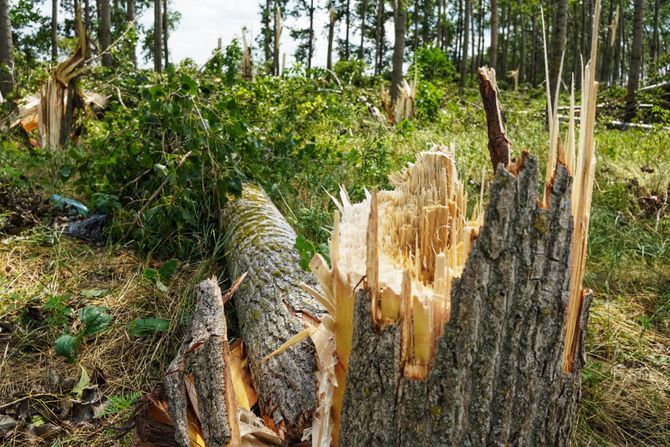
[222,184,325,441]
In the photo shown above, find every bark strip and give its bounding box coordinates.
[222,184,324,441]
[164,276,241,447]
[478,66,511,170]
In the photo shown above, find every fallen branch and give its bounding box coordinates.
[478,66,512,170]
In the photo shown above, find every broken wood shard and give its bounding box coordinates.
[164,276,240,447]
[478,67,511,170]
[222,184,325,441]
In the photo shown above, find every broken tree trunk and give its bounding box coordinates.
[222,184,325,441]
[163,276,241,447]
[38,7,87,149]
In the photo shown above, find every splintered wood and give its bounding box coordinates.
[309,147,483,445]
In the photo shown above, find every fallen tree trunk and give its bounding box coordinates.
[222,184,325,441]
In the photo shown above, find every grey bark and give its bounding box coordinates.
[51,0,58,62]
[344,0,351,60]
[164,277,238,447]
[153,0,162,72]
[624,0,644,121]
[222,184,324,441]
[390,0,407,104]
[99,0,111,67]
[327,7,335,70]
[358,0,366,60]
[126,0,136,67]
[490,0,497,69]
[340,157,592,447]
[307,0,314,70]
[549,0,568,105]
[0,0,13,97]
[162,0,168,68]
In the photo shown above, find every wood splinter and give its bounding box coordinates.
[478,66,512,171]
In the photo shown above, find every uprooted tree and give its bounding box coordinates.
[134,3,601,445]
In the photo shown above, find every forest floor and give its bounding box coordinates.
[0,83,669,446]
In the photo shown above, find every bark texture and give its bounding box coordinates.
[153,0,162,72]
[339,157,592,447]
[99,0,111,67]
[222,184,324,441]
[624,0,644,121]
[0,0,13,97]
[390,0,407,104]
[164,277,239,447]
[478,67,511,170]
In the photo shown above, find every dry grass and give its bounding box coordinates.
[0,225,217,446]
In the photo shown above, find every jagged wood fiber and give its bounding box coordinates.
[164,277,239,447]
[340,157,592,447]
[222,184,325,441]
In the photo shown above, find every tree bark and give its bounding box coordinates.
[651,0,659,63]
[519,12,526,83]
[327,7,335,70]
[162,0,169,68]
[339,157,591,447]
[99,0,111,67]
[273,2,281,75]
[153,0,162,72]
[164,277,241,447]
[0,0,13,98]
[126,0,136,67]
[345,0,351,60]
[478,67,511,170]
[307,0,314,70]
[51,0,58,63]
[374,0,384,75]
[390,0,407,104]
[459,0,470,92]
[358,0,366,60]
[624,0,644,121]
[490,0,497,69]
[262,0,272,71]
[549,0,568,105]
[221,184,324,441]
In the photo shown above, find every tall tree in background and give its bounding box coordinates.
[342,0,351,60]
[459,0,470,92]
[0,0,12,97]
[51,0,58,62]
[127,0,136,67]
[373,0,386,75]
[162,0,168,68]
[624,0,644,121]
[489,0,497,69]
[153,0,162,72]
[358,0,366,59]
[650,0,659,63]
[99,0,111,67]
[549,0,568,103]
[260,0,272,71]
[327,6,335,70]
[390,0,406,103]
[289,0,315,69]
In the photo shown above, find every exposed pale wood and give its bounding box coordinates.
[222,184,325,441]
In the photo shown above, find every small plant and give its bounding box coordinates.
[95,391,142,419]
[55,306,113,363]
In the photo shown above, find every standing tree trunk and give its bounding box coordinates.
[490,0,497,69]
[327,7,335,70]
[222,184,325,441]
[390,0,407,104]
[437,0,443,52]
[345,0,351,60]
[0,0,12,98]
[549,0,568,104]
[262,0,272,71]
[51,0,58,62]
[273,3,281,76]
[599,0,615,83]
[307,0,314,69]
[359,0,366,60]
[519,12,526,84]
[374,0,384,75]
[530,12,537,85]
[651,0,659,63]
[459,0,470,92]
[99,0,111,67]
[499,4,508,77]
[153,0,162,72]
[162,0,169,68]
[455,0,462,66]
[126,0,136,67]
[624,0,644,121]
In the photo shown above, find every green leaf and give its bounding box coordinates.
[55,334,80,363]
[294,235,316,270]
[127,318,170,337]
[158,259,178,281]
[72,365,90,399]
[79,306,112,337]
[81,289,108,298]
[143,268,159,283]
